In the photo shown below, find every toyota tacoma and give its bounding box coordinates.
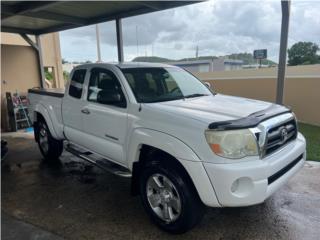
[28,63,306,233]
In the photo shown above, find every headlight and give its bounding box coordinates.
[205,129,259,159]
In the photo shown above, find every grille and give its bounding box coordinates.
[264,119,297,156]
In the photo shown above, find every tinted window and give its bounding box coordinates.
[69,69,86,99]
[88,68,126,106]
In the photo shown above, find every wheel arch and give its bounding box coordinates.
[128,129,220,207]
[127,128,201,168]
[33,104,62,140]
[131,144,198,196]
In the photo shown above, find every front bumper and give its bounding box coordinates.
[203,133,306,207]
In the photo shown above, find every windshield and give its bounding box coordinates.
[121,67,212,103]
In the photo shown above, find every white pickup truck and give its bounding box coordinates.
[28,63,306,233]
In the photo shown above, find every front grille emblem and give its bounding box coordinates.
[280,127,288,143]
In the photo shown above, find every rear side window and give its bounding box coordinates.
[69,69,86,99]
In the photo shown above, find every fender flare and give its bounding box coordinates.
[127,128,201,169]
[33,103,62,140]
[128,128,220,207]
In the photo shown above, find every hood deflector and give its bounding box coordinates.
[208,104,291,130]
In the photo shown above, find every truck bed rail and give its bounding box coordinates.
[28,88,64,98]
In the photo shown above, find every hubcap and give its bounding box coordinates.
[39,124,49,154]
[146,173,181,223]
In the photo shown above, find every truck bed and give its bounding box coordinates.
[28,88,65,98]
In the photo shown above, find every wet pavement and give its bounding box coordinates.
[2,212,63,240]
[1,133,320,240]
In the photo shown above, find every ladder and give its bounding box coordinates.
[14,92,31,130]
[6,91,31,131]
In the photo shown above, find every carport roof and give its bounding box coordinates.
[1,1,199,35]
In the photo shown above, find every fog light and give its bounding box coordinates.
[231,179,239,193]
[230,177,254,197]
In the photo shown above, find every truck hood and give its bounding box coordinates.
[148,94,274,124]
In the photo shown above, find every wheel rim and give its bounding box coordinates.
[146,173,181,223]
[39,124,49,154]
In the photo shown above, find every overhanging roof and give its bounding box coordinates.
[1,1,199,35]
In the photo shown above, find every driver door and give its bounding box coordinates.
[81,67,128,166]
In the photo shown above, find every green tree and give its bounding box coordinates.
[44,69,53,81]
[63,70,69,84]
[288,42,320,66]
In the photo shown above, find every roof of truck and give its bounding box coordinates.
[74,62,176,70]
[117,62,175,69]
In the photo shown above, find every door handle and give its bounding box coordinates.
[81,108,90,114]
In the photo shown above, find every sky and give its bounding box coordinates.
[59,0,320,63]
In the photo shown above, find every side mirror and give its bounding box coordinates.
[97,90,126,108]
[204,82,211,89]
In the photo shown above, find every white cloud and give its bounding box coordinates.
[60,0,320,62]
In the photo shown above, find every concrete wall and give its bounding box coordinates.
[40,33,64,88]
[195,64,320,126]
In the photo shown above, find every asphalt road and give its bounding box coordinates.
[2,133,320,240]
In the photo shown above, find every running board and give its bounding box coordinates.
[65,144,132,178]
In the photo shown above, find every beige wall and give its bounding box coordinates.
[1,44,41,93]
[1,32,64,131]
[1,44,41,131]
[195,64,320,126]
[1,32,64,88]
[1,32,35,46]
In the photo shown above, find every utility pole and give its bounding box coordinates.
[136,26,139,57]
[96,24,102,62]
[276,0,291,105]
[152,43,154,56]
[196,45,199,59]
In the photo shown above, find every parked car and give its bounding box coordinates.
[28,63,306,233]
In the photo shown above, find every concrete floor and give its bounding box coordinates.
[1,133,320,240]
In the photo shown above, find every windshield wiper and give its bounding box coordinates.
[184,93,209,99]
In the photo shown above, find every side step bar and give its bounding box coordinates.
[65,144,132,178]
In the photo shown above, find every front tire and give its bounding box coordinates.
[139,155,205,234]
[36,120,63,162]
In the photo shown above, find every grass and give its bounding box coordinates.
[298,123,320,161]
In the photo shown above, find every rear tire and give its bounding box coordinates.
[139,154,205,234]
[36,119,63,162]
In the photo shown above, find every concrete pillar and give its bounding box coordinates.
[35,35,46,88]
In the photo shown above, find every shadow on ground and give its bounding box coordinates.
[2,134,320,240]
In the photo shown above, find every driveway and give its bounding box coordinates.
[2,133,320,240]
